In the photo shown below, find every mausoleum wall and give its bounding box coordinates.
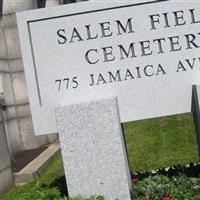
[0,96,13,195]
[0,0,60,156]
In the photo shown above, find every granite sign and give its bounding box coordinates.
[17,0,200,135]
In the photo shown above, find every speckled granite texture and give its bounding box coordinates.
[55,98,132,200]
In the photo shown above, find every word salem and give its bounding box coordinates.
[89,64,166,86]
[57,8,200,44]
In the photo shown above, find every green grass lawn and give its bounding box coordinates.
[1,155,64,200]
[0,155,104,200]
[1,113,199,200]
[124,113,199,172]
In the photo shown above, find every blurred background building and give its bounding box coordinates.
[0,0,86,195]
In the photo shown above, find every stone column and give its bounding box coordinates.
[0,96,13,195]
[0,0,58,155]
[46,0,60,7]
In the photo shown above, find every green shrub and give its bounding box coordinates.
[132,175,173,200]
[64,196,104,200]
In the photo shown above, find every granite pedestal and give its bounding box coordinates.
[192,85,200,155]
[55,98,132,200]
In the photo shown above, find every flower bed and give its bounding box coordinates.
[132,162,200,200]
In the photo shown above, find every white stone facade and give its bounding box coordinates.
[0,0,86,196]
[0,0,60,156]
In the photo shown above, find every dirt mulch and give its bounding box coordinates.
[11,147,47,173]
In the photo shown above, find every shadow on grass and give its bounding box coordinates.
[49,163,200,198]
[50,175,68,197]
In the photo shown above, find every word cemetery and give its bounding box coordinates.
[57,8,200,64]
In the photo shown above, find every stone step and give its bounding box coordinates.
[14,140,61,186]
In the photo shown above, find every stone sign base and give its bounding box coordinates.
[192,85,200,155]
[55,98,132,200]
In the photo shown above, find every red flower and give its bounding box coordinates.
[132,178,139,184]
[164,194,173,200]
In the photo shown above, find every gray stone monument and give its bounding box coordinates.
[55,98,132,200]
[16,1,200,199]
